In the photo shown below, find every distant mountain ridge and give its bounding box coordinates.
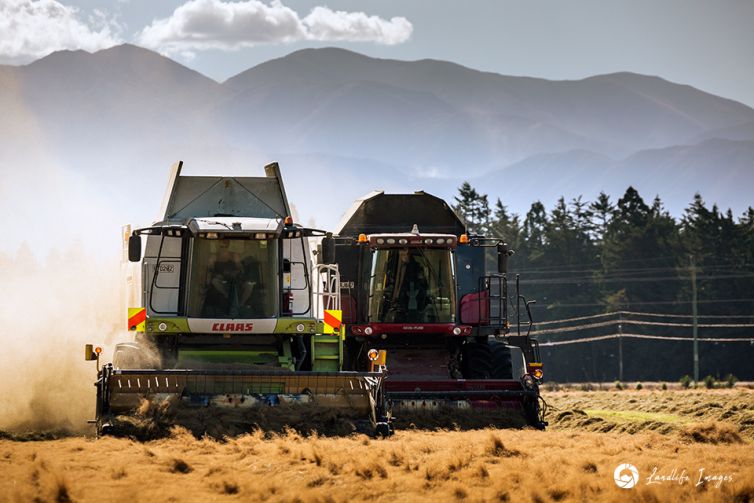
[1,44,752,230]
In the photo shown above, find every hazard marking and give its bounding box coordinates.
[323,309,342,334]
[128,308,146,332]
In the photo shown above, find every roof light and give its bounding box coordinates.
[284,216,293,226]
[398,238,408,245]
[254,233,266,239]
[205,232,219,239]
[386,238,396,244]
[436,238,445,245]
[424,238,434,244]
[358,234,368,243]
[459,234,469,244]
[376,238,385,244]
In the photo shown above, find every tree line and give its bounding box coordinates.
[453,182,754,321]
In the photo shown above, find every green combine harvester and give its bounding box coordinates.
[85,162,390,437]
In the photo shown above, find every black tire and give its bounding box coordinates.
[489,340,513,379]
[460,342,493,379]
[375,422,393,438]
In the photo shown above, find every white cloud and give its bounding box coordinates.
[303,6,412,46]
[0,0,121,63]
[136,0,412,57]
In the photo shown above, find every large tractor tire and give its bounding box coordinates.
[489,340,513,379]
[460,342,493,379]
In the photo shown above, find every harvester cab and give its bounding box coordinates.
[318,191,546,429]
[86,162,390,437]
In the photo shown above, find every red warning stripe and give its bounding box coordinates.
[323,310,341,331]
[128,309,147,330]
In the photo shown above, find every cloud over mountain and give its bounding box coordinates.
[0,0,121,63]
[136,0,412,58]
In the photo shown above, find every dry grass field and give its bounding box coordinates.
[1,388,752,503]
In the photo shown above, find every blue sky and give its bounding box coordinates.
[2,0,753,107]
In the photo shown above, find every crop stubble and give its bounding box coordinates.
[1,388,752,502]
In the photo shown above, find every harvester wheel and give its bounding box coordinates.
[489,341,513,379]
[375,422,393,438]
[460,342,493,379]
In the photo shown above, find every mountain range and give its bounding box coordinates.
[1,44,752,241]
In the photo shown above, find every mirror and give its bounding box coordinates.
[497,242,509,274]
[84,344,96,361]
[319,236,335,264]
[128,234,142,262]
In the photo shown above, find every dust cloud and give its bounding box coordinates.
[0,105,141,434]
[0,244,126,434]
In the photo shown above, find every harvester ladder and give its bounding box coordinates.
[311,264,343,371]
[481,273,508,328]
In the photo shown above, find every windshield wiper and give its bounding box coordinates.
[198,219,233,230]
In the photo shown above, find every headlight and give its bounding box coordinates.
[364,326,373,335]
[296,323,305,332]
[522,374,536,390]
[452,327,462,335]
[367,348,379,361]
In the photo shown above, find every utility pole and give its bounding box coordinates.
[691,255,699,384]
[618,311,623,382]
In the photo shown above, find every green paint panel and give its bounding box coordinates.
[145,318,190,334]
[274,318,318,334]
[311,335,342,372]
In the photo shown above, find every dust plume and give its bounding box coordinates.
[0,97,138,434]
[0,245,124,434]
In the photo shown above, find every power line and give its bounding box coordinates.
[521,272,754,286]
[621,310,754,320]
[512,255,682,273]
[516,263,754,275]
[535,312,617,326]
[530,297,754,308]
[538,333,754,347]
[532,318,754,335]
[535,310,754,325]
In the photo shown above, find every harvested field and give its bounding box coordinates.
[547,388,754,439]
[1,388,752,502]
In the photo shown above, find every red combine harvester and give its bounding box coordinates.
[318,191,547,428]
